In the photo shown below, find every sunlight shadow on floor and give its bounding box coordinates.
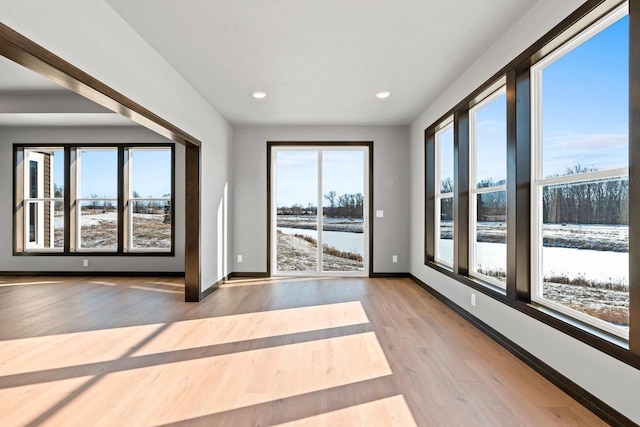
[23,332,392,426]
[132,300,370,357]
[0,281,63,288]
[148,281,184,288]
[129,285,182,294]
[272,395,417,427]
[88,281,116,286]
[221,276,337,287]
[89,280,183,294]
[0,297,386,426]
[0,301,369,377]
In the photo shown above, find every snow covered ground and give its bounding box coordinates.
[58,211,171,249]
[277,216,363,233]
[441,229,629,327]
[276,232,363,272]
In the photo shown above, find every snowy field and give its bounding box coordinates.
[439,222,628,281]
[438,240,629,286]
[277,216,363,233]
[55,211,171,249]
[440,229,629,327]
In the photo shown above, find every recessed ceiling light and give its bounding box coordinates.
[252,91,267,99]
[376,91,391,99]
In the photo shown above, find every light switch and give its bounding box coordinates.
[376,210,384,218]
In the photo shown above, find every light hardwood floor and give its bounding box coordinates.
[0,275,607,426]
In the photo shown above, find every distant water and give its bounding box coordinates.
[278,227,364,256]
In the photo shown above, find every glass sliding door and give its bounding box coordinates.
[272,146,369,276]
[274,150,319,273]
[322,150,365,272]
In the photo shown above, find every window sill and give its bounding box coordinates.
[529,301,629,349]
[14,251,175,257]
[423,261,639,369]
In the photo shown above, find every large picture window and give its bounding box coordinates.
[531,4,629,338]
[15,144,174,255]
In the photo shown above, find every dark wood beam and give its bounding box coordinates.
[0,22,201,148]
[185,144,201,302]
[454,110,470,276]
[425,130,435,263]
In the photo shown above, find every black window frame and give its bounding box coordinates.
[13,142,176,257]
[424,0,640,368]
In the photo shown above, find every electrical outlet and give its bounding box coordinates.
[83,259,89,267]
[471,293,476,307]
[237,255,243,263]
[392,255,398,263]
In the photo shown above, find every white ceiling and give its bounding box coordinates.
[105,0,538,126]
[0,113,138,127]
[0,56,138,127]
[0,56,61,91]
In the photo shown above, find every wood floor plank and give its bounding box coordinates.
[0,275,610,426]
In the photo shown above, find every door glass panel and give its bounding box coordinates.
[322,151,365,272]
[275,151,318,272]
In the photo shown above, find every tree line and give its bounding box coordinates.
[323,191,364,218]
[277,191,364,218]
[543,165,628,225]
[439,165,628,225]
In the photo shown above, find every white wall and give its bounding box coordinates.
[0,125,185,272]
[0,0,234,290]
[233,125,410,274]
[410,0,640,422]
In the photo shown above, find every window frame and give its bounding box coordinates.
[22,148,65,252]
[423,0,640,368]
[127,147,174,253]
[469,86,508,288]
[75,147,119,253]
[434,121,455,267]
[14,143,175,256]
